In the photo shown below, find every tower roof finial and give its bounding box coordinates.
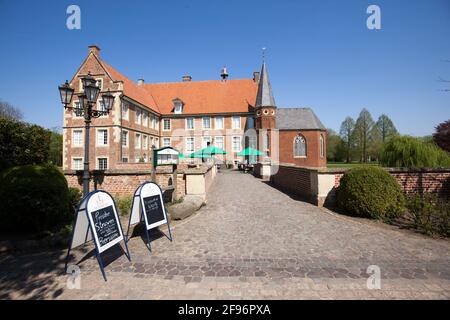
[255,58,276,108]
[262,47,266,63]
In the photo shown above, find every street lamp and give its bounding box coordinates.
[58,74,115,196]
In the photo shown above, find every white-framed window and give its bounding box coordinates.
[97,157,108,170]
[203,117,211,129]
[122,157,128,163]
[215,117,224,129]
[163,119,171,131]
[72,157,83,170]
[96,78,103,91]
[294,135,307,157]
[174,101,183,114]
[143,135,148,149]
[232,136,241,152]
[186,117,194,130]
[135,133,141,149]
[202,136,211,148]
[163,137,171,147]
[98,100,108,116]
[122,102,129,120]
[79,79,84,93]
[72,129,83,146]
[214,136,224,149]
[143,111,148,127]
[232,116,241,129]
[320,134,324,158]
[155,137,159,147]
[73,101,82,118]
[156,118,160,130]
[122,130,128,147]
[186,137,195,153]
[150,115,155,129]
[150,137,154,148]
[135,108,142,124]
[247,117,255,129]
[97,129,108,146]
[143,153,148,162]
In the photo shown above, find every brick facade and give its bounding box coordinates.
[277,130,327,168]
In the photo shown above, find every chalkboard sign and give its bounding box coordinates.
[126,181,173,250]
[90,205,121,247]
[86,191,125,253]
[140,183,168,230]
[142,195,165,226]
[66,189,131,281]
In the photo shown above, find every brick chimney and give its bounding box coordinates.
[88,45,101,57]
[253,71,260,83]
[182,75,192,82]
[137,79,145,86]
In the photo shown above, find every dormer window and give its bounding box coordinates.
[173,98,184,114]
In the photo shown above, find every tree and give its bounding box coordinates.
[433,120,450,153]
[0,117,51,171]
[380,135,450,168]
[48,128,63,167]
[0,100,23,121]
[354,108,375,163]
[326,129,345,162]
[375,114,398,142]
[339,117,355,163]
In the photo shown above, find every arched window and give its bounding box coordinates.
[320,134,324,158]
[294,135,307,157]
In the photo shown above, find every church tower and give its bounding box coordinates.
[255,62,276,130]
[255,61,276,159]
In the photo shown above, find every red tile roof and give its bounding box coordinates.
[101,59,257,115]
[101,61,160,113]
[145,80,257,115]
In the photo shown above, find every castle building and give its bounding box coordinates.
[63,45,326,172]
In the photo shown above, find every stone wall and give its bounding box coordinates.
[64,163,214,201]
[269,164,450,207]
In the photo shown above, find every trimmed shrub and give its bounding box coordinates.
[336,166,405,220]
[0,164,70,233]
[406,194,450,237]
[116,195,133,216]
[380,135,450,168]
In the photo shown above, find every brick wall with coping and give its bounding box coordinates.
[269,164,450,207]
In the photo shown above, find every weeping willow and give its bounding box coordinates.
[380,135,450,168]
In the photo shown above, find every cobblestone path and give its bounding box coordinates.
[1,170,449,299]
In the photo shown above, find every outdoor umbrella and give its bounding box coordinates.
[189,145,227,158]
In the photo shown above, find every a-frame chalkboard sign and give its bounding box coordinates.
[126,181,173,251]
[65,190,131,281]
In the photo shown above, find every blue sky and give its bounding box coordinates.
[0,0,449,136]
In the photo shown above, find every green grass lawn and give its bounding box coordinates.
[327,162,380,168]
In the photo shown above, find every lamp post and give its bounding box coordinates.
[58,72,115,196]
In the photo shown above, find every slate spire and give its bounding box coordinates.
[255,62,276,108]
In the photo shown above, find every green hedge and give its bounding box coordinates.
[380,135,450,168]
[336,166,405,221]
[406,194,450,237]
[0,164,71,233]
